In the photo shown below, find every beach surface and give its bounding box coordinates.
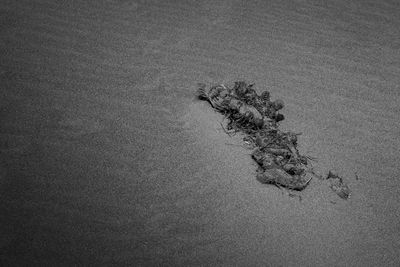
[1,0,400,266]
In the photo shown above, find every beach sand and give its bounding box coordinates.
[1,0,400,265]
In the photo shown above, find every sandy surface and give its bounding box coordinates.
[1,0,400,266]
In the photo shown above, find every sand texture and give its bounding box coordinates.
[1,0,400,266]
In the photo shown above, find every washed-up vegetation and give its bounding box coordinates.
[197,81,350,198]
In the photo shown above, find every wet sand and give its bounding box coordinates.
[1,0,400,266]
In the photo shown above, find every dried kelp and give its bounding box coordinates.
[197,81,353,199]
[197,81,313,191]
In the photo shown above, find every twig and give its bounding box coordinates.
[306,168,324,180]
[220,122,233,137]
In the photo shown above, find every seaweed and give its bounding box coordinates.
[196,81,351,198]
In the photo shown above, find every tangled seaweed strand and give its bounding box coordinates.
[197,81,312,191]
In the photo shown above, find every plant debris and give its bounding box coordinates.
[197,81,351,199]
[197,81,315,191]
[326,171,351,199]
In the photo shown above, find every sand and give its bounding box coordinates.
[1,0,400,266]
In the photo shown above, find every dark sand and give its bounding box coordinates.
[1,0,400,266]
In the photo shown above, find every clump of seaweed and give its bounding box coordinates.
[197,81,313,191]
[197,81,352,199]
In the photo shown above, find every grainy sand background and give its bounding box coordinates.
[1,0,400,266]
